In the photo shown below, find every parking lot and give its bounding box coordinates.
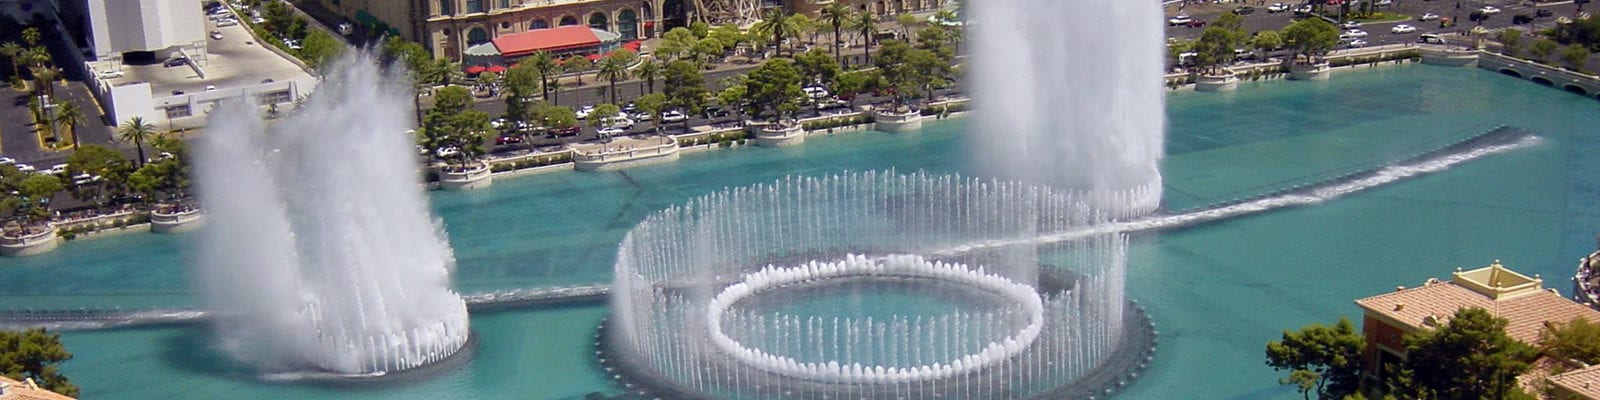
[94,13,311,98]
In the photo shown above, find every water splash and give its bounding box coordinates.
[970,0,1167,216]
[193,52,470,375]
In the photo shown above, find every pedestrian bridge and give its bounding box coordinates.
[1476,51,1600,99]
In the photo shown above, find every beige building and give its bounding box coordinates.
[0,375,75,400]
[307,0,948,60]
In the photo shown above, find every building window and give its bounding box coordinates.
[439,0,454,15]
[500,22,511,30]
[588,12,608,31]
[618,9,638,40]
[530,19,549,29]
[499,0,510,8]
[466,0,484,13]
[559,15,579,26]
[165,105,192,119]
[467,27,489,45]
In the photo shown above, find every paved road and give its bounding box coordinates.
[1164,0,1582,47]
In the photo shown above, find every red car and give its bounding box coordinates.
[495,135,524,145]
[550,126,581,137]
[1186,19,1207,28]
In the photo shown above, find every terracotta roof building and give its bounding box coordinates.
[0,375,76,400]
[1550,364,1600,399]
[1353,261,1600,384]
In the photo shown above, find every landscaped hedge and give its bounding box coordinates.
[801,114,873,131]
[489,152,574,172]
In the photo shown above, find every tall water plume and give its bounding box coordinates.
[194,53,469,375]
[970,0,1167,216]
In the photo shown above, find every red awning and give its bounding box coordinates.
[586,54,601,61]
[464,65,487,74]
[487,65,507,73]
[623,40,642,51]
[492,25,603,58]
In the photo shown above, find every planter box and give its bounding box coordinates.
[873,109,923,132]
[438,162,494,191]
[755,123,805,147]
[1419,46,1479,67]
[1195,71,1240,92]
[1288,62,1331,81]
[1,227,60,257]
[151,207,205,234]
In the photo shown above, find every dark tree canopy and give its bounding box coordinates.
[0,328,77,397]
[1396,308,1537,400]
[1265,316,1365,400]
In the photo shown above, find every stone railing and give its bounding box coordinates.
[438,161,494,191]
[873,107,924,132]
[754,120,806,147]
[150,203,205,233]
[573,136,681,172]
[1,227,60,257]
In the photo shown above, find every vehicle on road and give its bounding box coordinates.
[14,164,34,173]
[802,86,830,99]
[1347,39,1368,48]
[605,116,635,130]
[1293,4,1312,14]
[1419,12,1440,21]
[1341,20,1362,29]
[1419,33,1447,45]
[1480,6,1501,14]
[1536,9,1554,17]
[631,111,652,122]
[495,135,523,145]
[211,30,223,40]
[575,105,595,120]
[46,164,68,175]
[1374,0,1393,6]
[1234,6,1255,15]
[1391,24,1416,34]
[217,19,238,27]
[702,106,730,119]
[1512,14,1533,24]
[1267,3,1289,12]
[1168,15,1192,26]
[1185,18,1206,28]
[1343,29,1368,38]
[596,127,625,138]
[163,57,188,67]
[0,157,11,166]
[660,110,688,123]
[72,173,101,186]
[549,126,581,137]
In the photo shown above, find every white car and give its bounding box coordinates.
[1341,21,1362,29]
[0,157,12,165]
[1344,29,1369,38]
[802,86,830,99]
[210,30,223,40]
[46,164,68,175]
[97,69,123,79]
[575,105,595,119]
[1347,39,1368,48]
[1420,12,1440,21]
[631,111,652,121]
[1480,6,1501,14]
[1391,24,1416,34]
[1267,3,1289,12]
[72,173,101,186]
[1293,4,1313,13]
[14,164,34,173]
[596,127,625,138]
[217,19,238,27]
[1168,15,1192,26]
[660,110,688,123]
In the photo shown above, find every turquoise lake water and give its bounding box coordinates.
[4,63,1600,399]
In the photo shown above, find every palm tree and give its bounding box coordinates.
[21,27,39,47]
[32,66,58,98]
[635,59,661,94]
[53,102,84,149]
[528,51,557,101]
[0,42,21,80]
[851,12,880,65]
[821,3,853,66]
[119,117,156,167]
[754,7,792,58]
[596,54,630,104]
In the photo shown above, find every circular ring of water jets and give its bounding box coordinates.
[705,254,1045,384]
[602,171,1158,399]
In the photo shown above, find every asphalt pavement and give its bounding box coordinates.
[1164,0,1584,48]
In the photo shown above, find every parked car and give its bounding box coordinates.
[816,98,849,110]
[14,164,34,173]
[0,157,12,165]
[97,69,123,79]
[1186,18,1206,27]
[1390,24,1416,34]
[1374,0,1393,6]
[1234,6,1255,15]
[1419,12,1440,21]
[660,110,688,123]
[72,173,101,186]
[1512,14,1534,24]
[1343,29,1368,38]
[606,116,635,130]
[46,164,68,175]
[1479,5,1501,14]
[1292,4,1313,14]
[702,106,730,119]
[596,127,626,138]
[1341,20,1362,29]
[631,111,652,121]
[575,105,595,119]
[549,126,581,137]
[1168,15,1192,26]
[802,86,831,99]
[1536,9,1554,17]
[1267,3,1289,12]
[1419,33,1447,45]
[163,57,188,67]
[1347,39,1368,48]
[217,19,239,27]
[495,134,523,145]
[211,30,223,40]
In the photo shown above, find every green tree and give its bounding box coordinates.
[1282,17,1340,63]
[52,101,84,149]
[1496,29,1524,57]
[710,24,747,57]
[1560,43,1591,72]
[126,135,190,203]
[795,48,842,90]
[0,41,22,80]
[597,50,635,104]
[788,13,817,51]
[634,92,668,133]
[1264,316,1365,400]
[689,21,712,39]
[753,8,795,58]
[873,40,928,108]
[895,13,921,39]
[634,59,662,94]
[0,328,77,397]
[117,116,156,167]
[589,103,621,140]
[536,104,578,132]
[9,174,61,227]
[1397,308,1537,400]
[503,62,542,127]
[1192,26,1241,75]
[432,85,473,115]
[850,11,880,65]
[524,51,558,101]
[717,75,750,116]
[64,144,130,207]
[1540,317,1600,365]
[382,37,432,75]
[663,60,709,130]
[658,27,696,61]
[834,70,874,108]
[693,38,725,66]
[743,58,805,121]
[1530,38,1559,62]
[821,3,853,65]
[563,56,593,85]
[20,27,39,47]
[1253,30,1284,56]
[299,30,345,70]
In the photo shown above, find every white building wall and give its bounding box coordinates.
[87,0,205,59]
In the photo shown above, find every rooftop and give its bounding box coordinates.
[0,375,75,400]
[493,26,602,58]
[1549,364,1600,400]
[1354,261,1600,343]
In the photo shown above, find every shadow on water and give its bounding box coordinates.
[158,327,479,390]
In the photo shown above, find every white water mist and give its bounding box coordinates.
[194,52,469,375]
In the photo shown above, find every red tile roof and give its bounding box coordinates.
[1355,280,1600,344]
[493,26,600,58]
[1549,363,1600,399]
